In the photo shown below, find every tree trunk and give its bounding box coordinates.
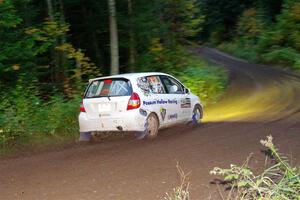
[92,32,103,68]
[128,0,136,72]
[58,0,70,95]
[82,5,103,68]
[46,0,67,92]
[46,0,54,20]
[45,0,57,84]
[58,1,65,24]
[108,0,119,75]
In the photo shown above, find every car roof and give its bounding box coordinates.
[89,72,172,82]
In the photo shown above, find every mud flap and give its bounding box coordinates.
[192,113,199,125]
[134,121,148,139]
[79,132,92,142]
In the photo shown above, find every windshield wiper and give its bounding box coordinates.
[96,95,111,100]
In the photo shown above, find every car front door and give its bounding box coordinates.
[159,75,188,124]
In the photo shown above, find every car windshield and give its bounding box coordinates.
[85,79,132,98]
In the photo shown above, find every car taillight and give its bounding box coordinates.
[127,92,141,110]
[80,101,86,112]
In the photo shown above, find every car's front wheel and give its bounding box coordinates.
[192,105,203,125]
[146,113,159,139]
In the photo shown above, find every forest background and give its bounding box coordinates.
[0,0,299,152]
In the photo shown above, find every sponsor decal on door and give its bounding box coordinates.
[160,108,166,121]
[181,98,191,108]
[143,99,178,105]
[168,113,178,120]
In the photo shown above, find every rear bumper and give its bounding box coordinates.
[79,109,147,132]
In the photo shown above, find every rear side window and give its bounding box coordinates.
[85,79,132,98]
[137,76,165,95]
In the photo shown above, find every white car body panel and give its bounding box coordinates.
[79,72,202,133]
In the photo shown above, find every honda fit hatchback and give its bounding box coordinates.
[79,72,203,141]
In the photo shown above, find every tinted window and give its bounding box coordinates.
[160,76,183,94]
[85,79,132,98]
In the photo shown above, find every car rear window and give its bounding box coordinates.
[85,78,132,98]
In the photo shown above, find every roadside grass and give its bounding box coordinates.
[178,52,228,106]
[218,43,260,64]
[218,42,300,72]
[165,136,300,200]
[0,86,80,155]
[163,163,191,200]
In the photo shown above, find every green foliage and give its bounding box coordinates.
[256,1,300,52]
[237,8,263,44]
[162,0,204,41]
[258,1,300,70]
[262,47,300,70]
[210,136,300,200]
[129,0,204,66]
[217,1,300,71]
[217,8,262,63]
[218,42,260,63]
[138,40,187,75]
[275,2,300,51]
[0,80,79,151]
[138,44,228,105]
[0,0,22,28]
[55,43,100,94]
[256,0,283,23]
[0,0,228,153]
[200,0,252,42]
[0,0,36,78]
[25,20,69,54]
[178,54,228,105]
[0,0,100,99]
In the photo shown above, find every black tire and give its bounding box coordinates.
[192,105,203,125]
[146,113,159,139]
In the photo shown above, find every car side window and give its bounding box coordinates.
[147,76,165,94]
[160,76,184,94]
[137,75,165,95]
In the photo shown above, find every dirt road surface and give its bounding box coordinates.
[1,48,300,200]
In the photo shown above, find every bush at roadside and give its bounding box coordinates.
[179,55,228,105]
[210,136,300,200]
[165,136,300,200]
[0,81,79,153]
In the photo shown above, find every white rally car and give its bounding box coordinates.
[79,72,203,141]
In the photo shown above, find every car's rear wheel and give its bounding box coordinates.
[192,105,203,125]
[146,113,159,139]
